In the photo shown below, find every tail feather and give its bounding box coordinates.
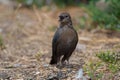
[50,58,57,65]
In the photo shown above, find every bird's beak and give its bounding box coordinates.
[59,16,64,21]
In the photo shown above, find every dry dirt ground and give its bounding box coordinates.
[0,5,120,80]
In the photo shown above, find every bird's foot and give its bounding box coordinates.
[56,63,64,69]
[63,61,73,68]
[65,64,73,68]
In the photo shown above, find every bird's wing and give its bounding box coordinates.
[52,28,61,55]
[50,28,62,64]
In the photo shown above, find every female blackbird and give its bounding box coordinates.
[50,12,78,66]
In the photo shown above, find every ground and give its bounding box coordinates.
[0,5,120,80]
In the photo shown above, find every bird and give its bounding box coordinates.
[50,12,78,67]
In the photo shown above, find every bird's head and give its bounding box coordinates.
[59,12,72,25]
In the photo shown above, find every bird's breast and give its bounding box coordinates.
[58,27,77,44]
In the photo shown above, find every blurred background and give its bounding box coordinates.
[0,0,120,80]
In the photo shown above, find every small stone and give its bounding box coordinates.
[13,63,21,68]
[43,64,49,67]
[34,71,40,75]
[75,68,83,79]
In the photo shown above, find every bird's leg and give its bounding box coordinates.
[56,61,64,79]
[56,61,62,69]
[61,58,67,68]
[61,59,71,68]
[56,57,64,69]
[66,60,69,65]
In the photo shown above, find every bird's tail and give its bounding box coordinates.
[50,57,57,65]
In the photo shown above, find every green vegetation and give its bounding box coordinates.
[53,0,76,8]
[107,0,120,19]
[97,51,116,63]
[97,51,120,73]
[83,51,120,79]
[85,0,120,31]
[16,0,45,8]
[83,62,103,80]
[48,26,57,32]
[16,0,88,8]
[16,0,77,8]
[35,50,42,61]
[0,35,4,49]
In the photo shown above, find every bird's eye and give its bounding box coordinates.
[65,16,68,17]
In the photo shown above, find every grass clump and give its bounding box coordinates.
[97,51,120,73]
[83,61,103,80]
[83,0,120,31]
[83,51,120,79]
[0,35,5,50]
[97,51,116,63]
[34,50,42,61]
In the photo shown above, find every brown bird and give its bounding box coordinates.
[50,12,78,66]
